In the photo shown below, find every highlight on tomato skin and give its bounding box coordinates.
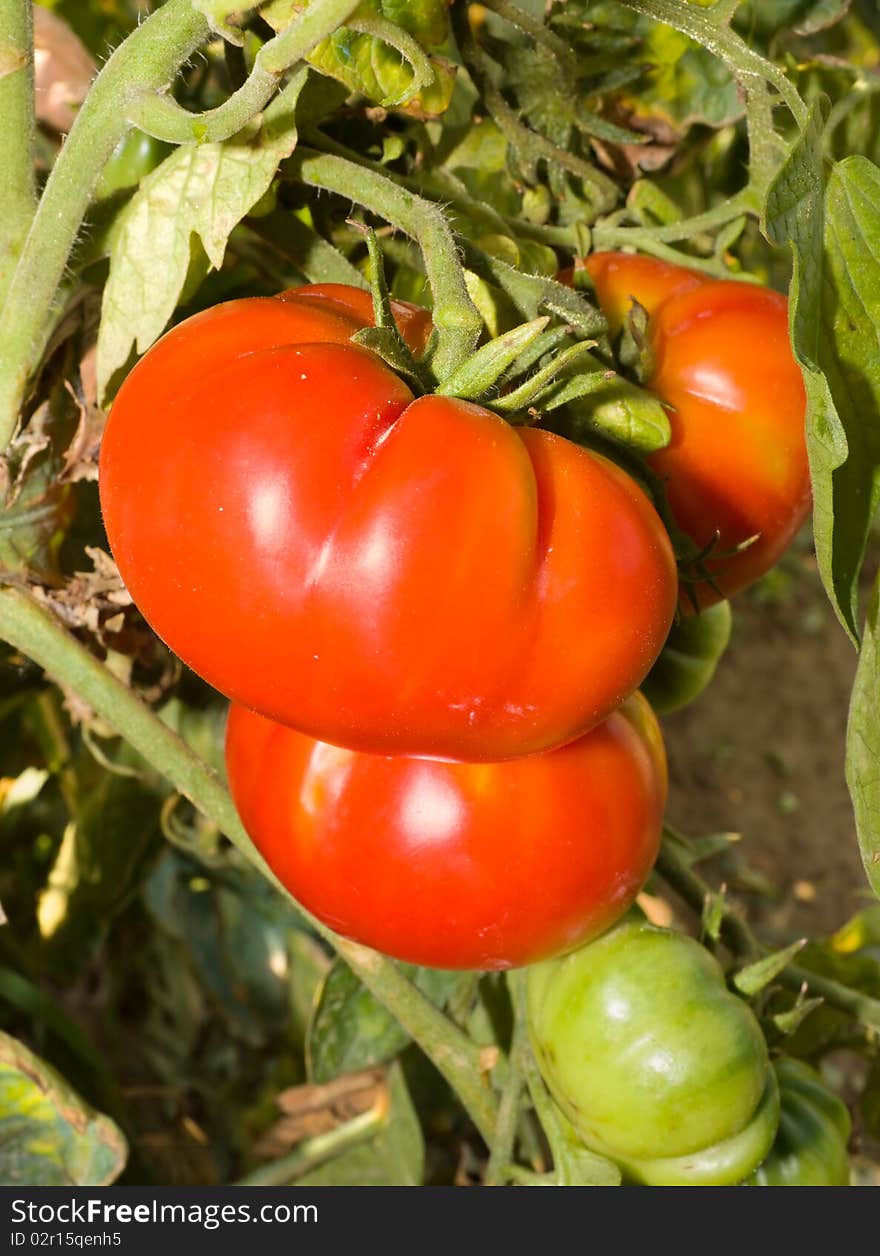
[99,283,679,762]
[224,693,668,972]
[577,252,810,611]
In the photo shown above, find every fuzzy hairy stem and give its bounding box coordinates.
[127,0,362,142]
[0,0,36,303]
[291,147,482,381]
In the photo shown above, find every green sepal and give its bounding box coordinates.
[549,374,671,453]
[702,888,726,943]
[436,318,551,401]
[492,341,597,416]
[618,298,654,381]
[734,940,808,998]
[349,225,432,391]
[773,997,825,1037]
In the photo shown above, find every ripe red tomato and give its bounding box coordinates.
[100,284,677,761]
[225,692,667,970]
[583,253,810,609]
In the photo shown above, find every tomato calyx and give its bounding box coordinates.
[349,228,609,425]
[616,297,654,383]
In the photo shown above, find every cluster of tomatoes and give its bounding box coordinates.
[98,253,818,1183]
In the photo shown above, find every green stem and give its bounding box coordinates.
[303,128,581,258]
[594,190,758,248]
[615,0,807,127]
[484,974,528,1186]
[588,232,743,278]
[127,0,363,142]
[290,147,482,381]
[235,1107,383,1186]
[329,937,499,1144]
[655,837,756,957]
[0,583,499,1141]
[0,0,210,452]
[779,965,880,1032]
[656,835,880,1033]
[0,0,36,303]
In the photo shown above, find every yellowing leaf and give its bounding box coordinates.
[0,1030,127,1186]
[96,72,306,399]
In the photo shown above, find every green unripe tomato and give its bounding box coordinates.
[642,600,732,714]
[747,1058,851,1186]
[527,914,777,1186]
[96,129,171,198]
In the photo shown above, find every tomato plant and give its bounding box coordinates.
[583,252,811,610]
[2,0,879,1194]
[99,283,677,761]
[526,914,779,1185]
[225,693,667,971]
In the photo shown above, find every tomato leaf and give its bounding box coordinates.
[145,854,301,1046]
[846,570,880,898]
[0,1029,127,1186]
[96,69,308,401]
[770,134,880,896]
[246,210,367,288]
[772,995,825,1037]
[735,0,851,38]
[37,774,161,975]
[307,959,462,1083]
[769,135,880,645]
[583,1,742,134]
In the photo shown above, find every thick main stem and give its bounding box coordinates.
[0,0,210,452]
[290,148,482,381]
[0,0,36,303]
[0,585,499,1142]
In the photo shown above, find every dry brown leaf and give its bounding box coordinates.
[30,545,131,636]
[0,403,53,508]
[61,360,105,484]
[252,1068,387,1160]
[591,108,680,180]
[33,5,96,133]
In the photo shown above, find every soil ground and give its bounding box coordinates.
[660,534,873,944]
